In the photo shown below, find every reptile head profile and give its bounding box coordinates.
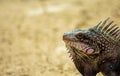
[63,18,120,61]
[63,29,99,54]
[63,18,120,76]
[63,29,100,61]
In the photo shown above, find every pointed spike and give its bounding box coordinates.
[108,26,118,35]
[101,17,110,28]
[110,27,119,35]
[111,29,120,36]
[94,21,102,29]
[115,35,119,39]
[105,24,117,34]
[116,33,120,39]
[93,18,120,44]
[103,21,114,34]
[115,29,120,38]
[98,17,110,31]
[113,29,120,38]
[111,27,119,36]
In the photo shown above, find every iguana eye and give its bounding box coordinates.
[75,33,85,39]
[76,34,88,41]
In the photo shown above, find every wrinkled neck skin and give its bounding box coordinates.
[72,45,120,76]
[99,58,120,76]
[73,57,99,76]
[98,46,120,76]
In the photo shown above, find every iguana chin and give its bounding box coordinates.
[63,18,120,76]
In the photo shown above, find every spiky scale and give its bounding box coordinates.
[107,25,118,35]
[102,21,114,34]
[110,26,119,36]
[112,29,120,37]
[93,18,120,46]
[96,17,110,31]
[105,24,116,34]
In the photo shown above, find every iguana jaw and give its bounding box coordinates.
[63,32,94,54]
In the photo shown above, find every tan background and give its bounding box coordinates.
[0,0,120,76]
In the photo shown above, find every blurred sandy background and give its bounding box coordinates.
[1,0,120,76]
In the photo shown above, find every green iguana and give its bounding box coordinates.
[63,18,120,76]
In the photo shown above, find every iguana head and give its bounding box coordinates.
[63,29,100,60]
[63,18,120,61]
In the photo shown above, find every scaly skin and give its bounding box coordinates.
[63,18,120,76]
